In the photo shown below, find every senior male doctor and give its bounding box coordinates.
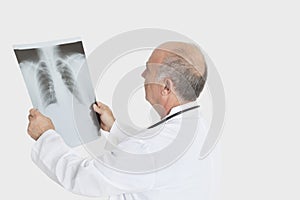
[27,41,221,200]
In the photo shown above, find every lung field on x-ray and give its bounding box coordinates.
[16,43,85,108]
[36,61,57,107]
[55,59,83,103]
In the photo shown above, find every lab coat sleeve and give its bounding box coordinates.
[31,129,156,197]
[107,121,131,144]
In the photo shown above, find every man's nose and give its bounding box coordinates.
[141,70,146,78]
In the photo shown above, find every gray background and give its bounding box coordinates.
[0,0,299,199]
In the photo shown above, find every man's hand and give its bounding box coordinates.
[93,102,115,132]
[27,108,55,140]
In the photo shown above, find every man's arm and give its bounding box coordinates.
[31,129,155,197]
[27,105,155,197]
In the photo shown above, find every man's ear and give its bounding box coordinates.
[162,79,173,96]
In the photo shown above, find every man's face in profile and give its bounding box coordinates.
[141,49,166,106]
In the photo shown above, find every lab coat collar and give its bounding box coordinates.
[162,101,199,120]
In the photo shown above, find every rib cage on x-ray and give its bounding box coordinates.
[36,61,57,107]
[55,59,83,104]
[31,47,84,108]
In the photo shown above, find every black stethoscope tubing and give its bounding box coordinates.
[147,105,200,129]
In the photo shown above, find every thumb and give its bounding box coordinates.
[93,104,103,115]
[29,108,40,117]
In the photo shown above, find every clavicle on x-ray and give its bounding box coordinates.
[14,38,100,147]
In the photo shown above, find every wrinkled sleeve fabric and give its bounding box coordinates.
[107,121,134,144]
[31,129,155,198]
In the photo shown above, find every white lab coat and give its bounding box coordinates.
[31,102,221,200]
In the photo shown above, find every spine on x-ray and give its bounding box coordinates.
[56,59,83,103]
[36,61,57,107]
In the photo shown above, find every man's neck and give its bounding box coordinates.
[159,100,191,119]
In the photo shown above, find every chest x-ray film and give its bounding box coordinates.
[14,38,100,147]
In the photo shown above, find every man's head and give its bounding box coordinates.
[141,41,207,117]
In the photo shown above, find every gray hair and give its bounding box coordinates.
[156,52,207,102]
